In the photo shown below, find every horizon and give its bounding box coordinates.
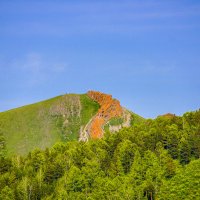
[0,0,200,118]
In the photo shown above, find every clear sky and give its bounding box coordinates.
[0,0,200,118]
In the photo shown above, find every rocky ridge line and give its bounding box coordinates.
[79,91,124,141]
[88,91,123,138]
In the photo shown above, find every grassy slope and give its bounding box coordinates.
[130,112,145,125]
[0,94,99,156]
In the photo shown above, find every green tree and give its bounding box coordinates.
[0,186,15,200]
[114,139,136,174]
[179,136,191,165]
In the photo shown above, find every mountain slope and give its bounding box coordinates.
[0,91,143,156]
[0,94,99,155]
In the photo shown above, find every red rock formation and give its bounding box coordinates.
[87,91,123,139]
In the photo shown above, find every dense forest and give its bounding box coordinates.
[0,110,200,200]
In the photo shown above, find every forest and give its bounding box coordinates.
[0,109,200,200]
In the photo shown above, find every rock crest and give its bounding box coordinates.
[87,91,123,138]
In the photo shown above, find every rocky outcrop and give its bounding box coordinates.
[49,95,81,118]
[87,91,123,139]
[107,108,131,133]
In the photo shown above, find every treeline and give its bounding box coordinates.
[0,110,200,199]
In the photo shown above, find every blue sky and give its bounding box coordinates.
[0,0,200,118]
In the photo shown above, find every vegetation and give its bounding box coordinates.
[130,112,145,125]
[107,117,124,126]
[0,94,99,156]
[0,109,200,199]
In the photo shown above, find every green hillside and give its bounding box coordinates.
[0,92,144,156]
[0,94,99,156]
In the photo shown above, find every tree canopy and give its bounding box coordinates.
[0,109,200,199]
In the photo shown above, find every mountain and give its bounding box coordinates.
[1,92,200,199]
[0,91,143,155]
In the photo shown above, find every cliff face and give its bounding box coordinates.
[87,91,123,138]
